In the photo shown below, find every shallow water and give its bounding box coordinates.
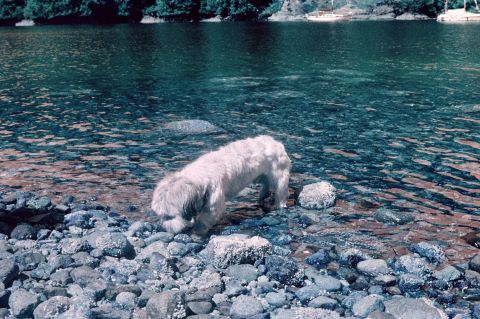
[0,21,479,259]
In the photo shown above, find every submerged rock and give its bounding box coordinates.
[297,181,336,209]
[271,307,340,319]
[374,208,414,225]
[163,120,222,135]
[199,234,272,268]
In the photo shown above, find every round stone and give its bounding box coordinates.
[297,181,336,209]
[357,259,389,276]
[230,295,263,318]
[11,224,36,240]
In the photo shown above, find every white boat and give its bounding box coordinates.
[15,19,35,27]
[437,0,480,21]
[305,0,351,22]
[140,16,163,24]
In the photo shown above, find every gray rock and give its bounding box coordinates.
[9,288,40,317]
[298,181,336,209]
[374,209,414,225]
[27,197,51,210]
[339,248,370,266]
[15,251,45,271]
[271,307,340,319]
[144,232,174,245]
[313,275,342,292]
[63,211,92,228]
[86,231,135,258]
[466,270,480,288]
[136,241,169,262]
[163,120,222,135]
[305,249,331,269]
[470,254,480,273]
[47,254,74,270]
[70,266,102,287]
[31,262,55,280]
[200,234,272,268]
[394,255,432,276]
[308,296,338,310]
[265,292,286,307]
[230,295,263,318]
[226,264,259,282]
[265,255,304,286]
[60,238,89,255]
[116,291,137,309]
[433,265,462,282]
[342,291,368,309]
[352,295,384,318]
[168,241,189,257]
[49,269,72,286]
[187,301,213,315]
[373,275,396,286]
[11,223,36,240]
[384,297,447,319]
[410,242,446,264]
[146,291,186,319]
[189,270,223,296]
[0,258,18,286]
[295,285,323,304]
[398,274,425,292]
[357,259,389,276]
[33,296,70,319]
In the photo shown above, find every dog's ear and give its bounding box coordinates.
[181,184,209,220]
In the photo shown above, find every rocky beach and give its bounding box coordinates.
[1,186,480,319]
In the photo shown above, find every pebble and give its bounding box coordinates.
[357,259,389,276]
[374,208,414,225]
[226,264,259,282]
[308,295,338,309]
[230,295,264,318]
[433,265,462,282]
[265,255,304,285]
[352,294,384,317]
[297,181,336,209]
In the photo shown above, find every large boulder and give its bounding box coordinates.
[384,297,447,319]
[297,182,336,209]
[199,234,272,268]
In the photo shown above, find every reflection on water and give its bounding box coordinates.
[0,22,479,259]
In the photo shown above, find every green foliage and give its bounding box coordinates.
[0,0,26,20]
[1,0,477,23]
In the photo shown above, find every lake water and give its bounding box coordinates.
[0,21,479,259]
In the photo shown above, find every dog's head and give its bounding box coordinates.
[151,174,207,234]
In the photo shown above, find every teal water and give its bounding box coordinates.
[0,22,479,255]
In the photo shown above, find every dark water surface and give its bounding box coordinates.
[1,22,479,259]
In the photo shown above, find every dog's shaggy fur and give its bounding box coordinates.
[151,135,291,234]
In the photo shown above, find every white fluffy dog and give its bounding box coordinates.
[151,135,291,234]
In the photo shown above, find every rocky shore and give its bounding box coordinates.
[1,189,480,319]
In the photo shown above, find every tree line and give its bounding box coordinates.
[0,0,475,25]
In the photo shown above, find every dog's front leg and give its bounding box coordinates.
[194,189,225,235]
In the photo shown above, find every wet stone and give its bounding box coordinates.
[352,295,385,318]
[394,255,432,276]
[0,258,18,286]
[295,285,324,304]
[339,248,370,266]
[305,249,331,269]
[63,211,92,228]
[470,253,480,273]
[265,292,286,307]
[384,296,447,319]
[163,120,222,135]
[86,231,135,258]
[33,296,70,319]
[398,272,425,292]
[230,295,263,318]
[297,181,336,209]
[9,288,40,318]
[265,255,304,286]
[187,301,213,315]
[226,264,259,282]
[308,295,338,310]
[357,259,389,276]
[27,197,51,210]
[410,242,446,264]
[11,223,36,240]
[465,270,480,288]
[146,290,186,319]
[374,208,414,225]
[433,265,462,282]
